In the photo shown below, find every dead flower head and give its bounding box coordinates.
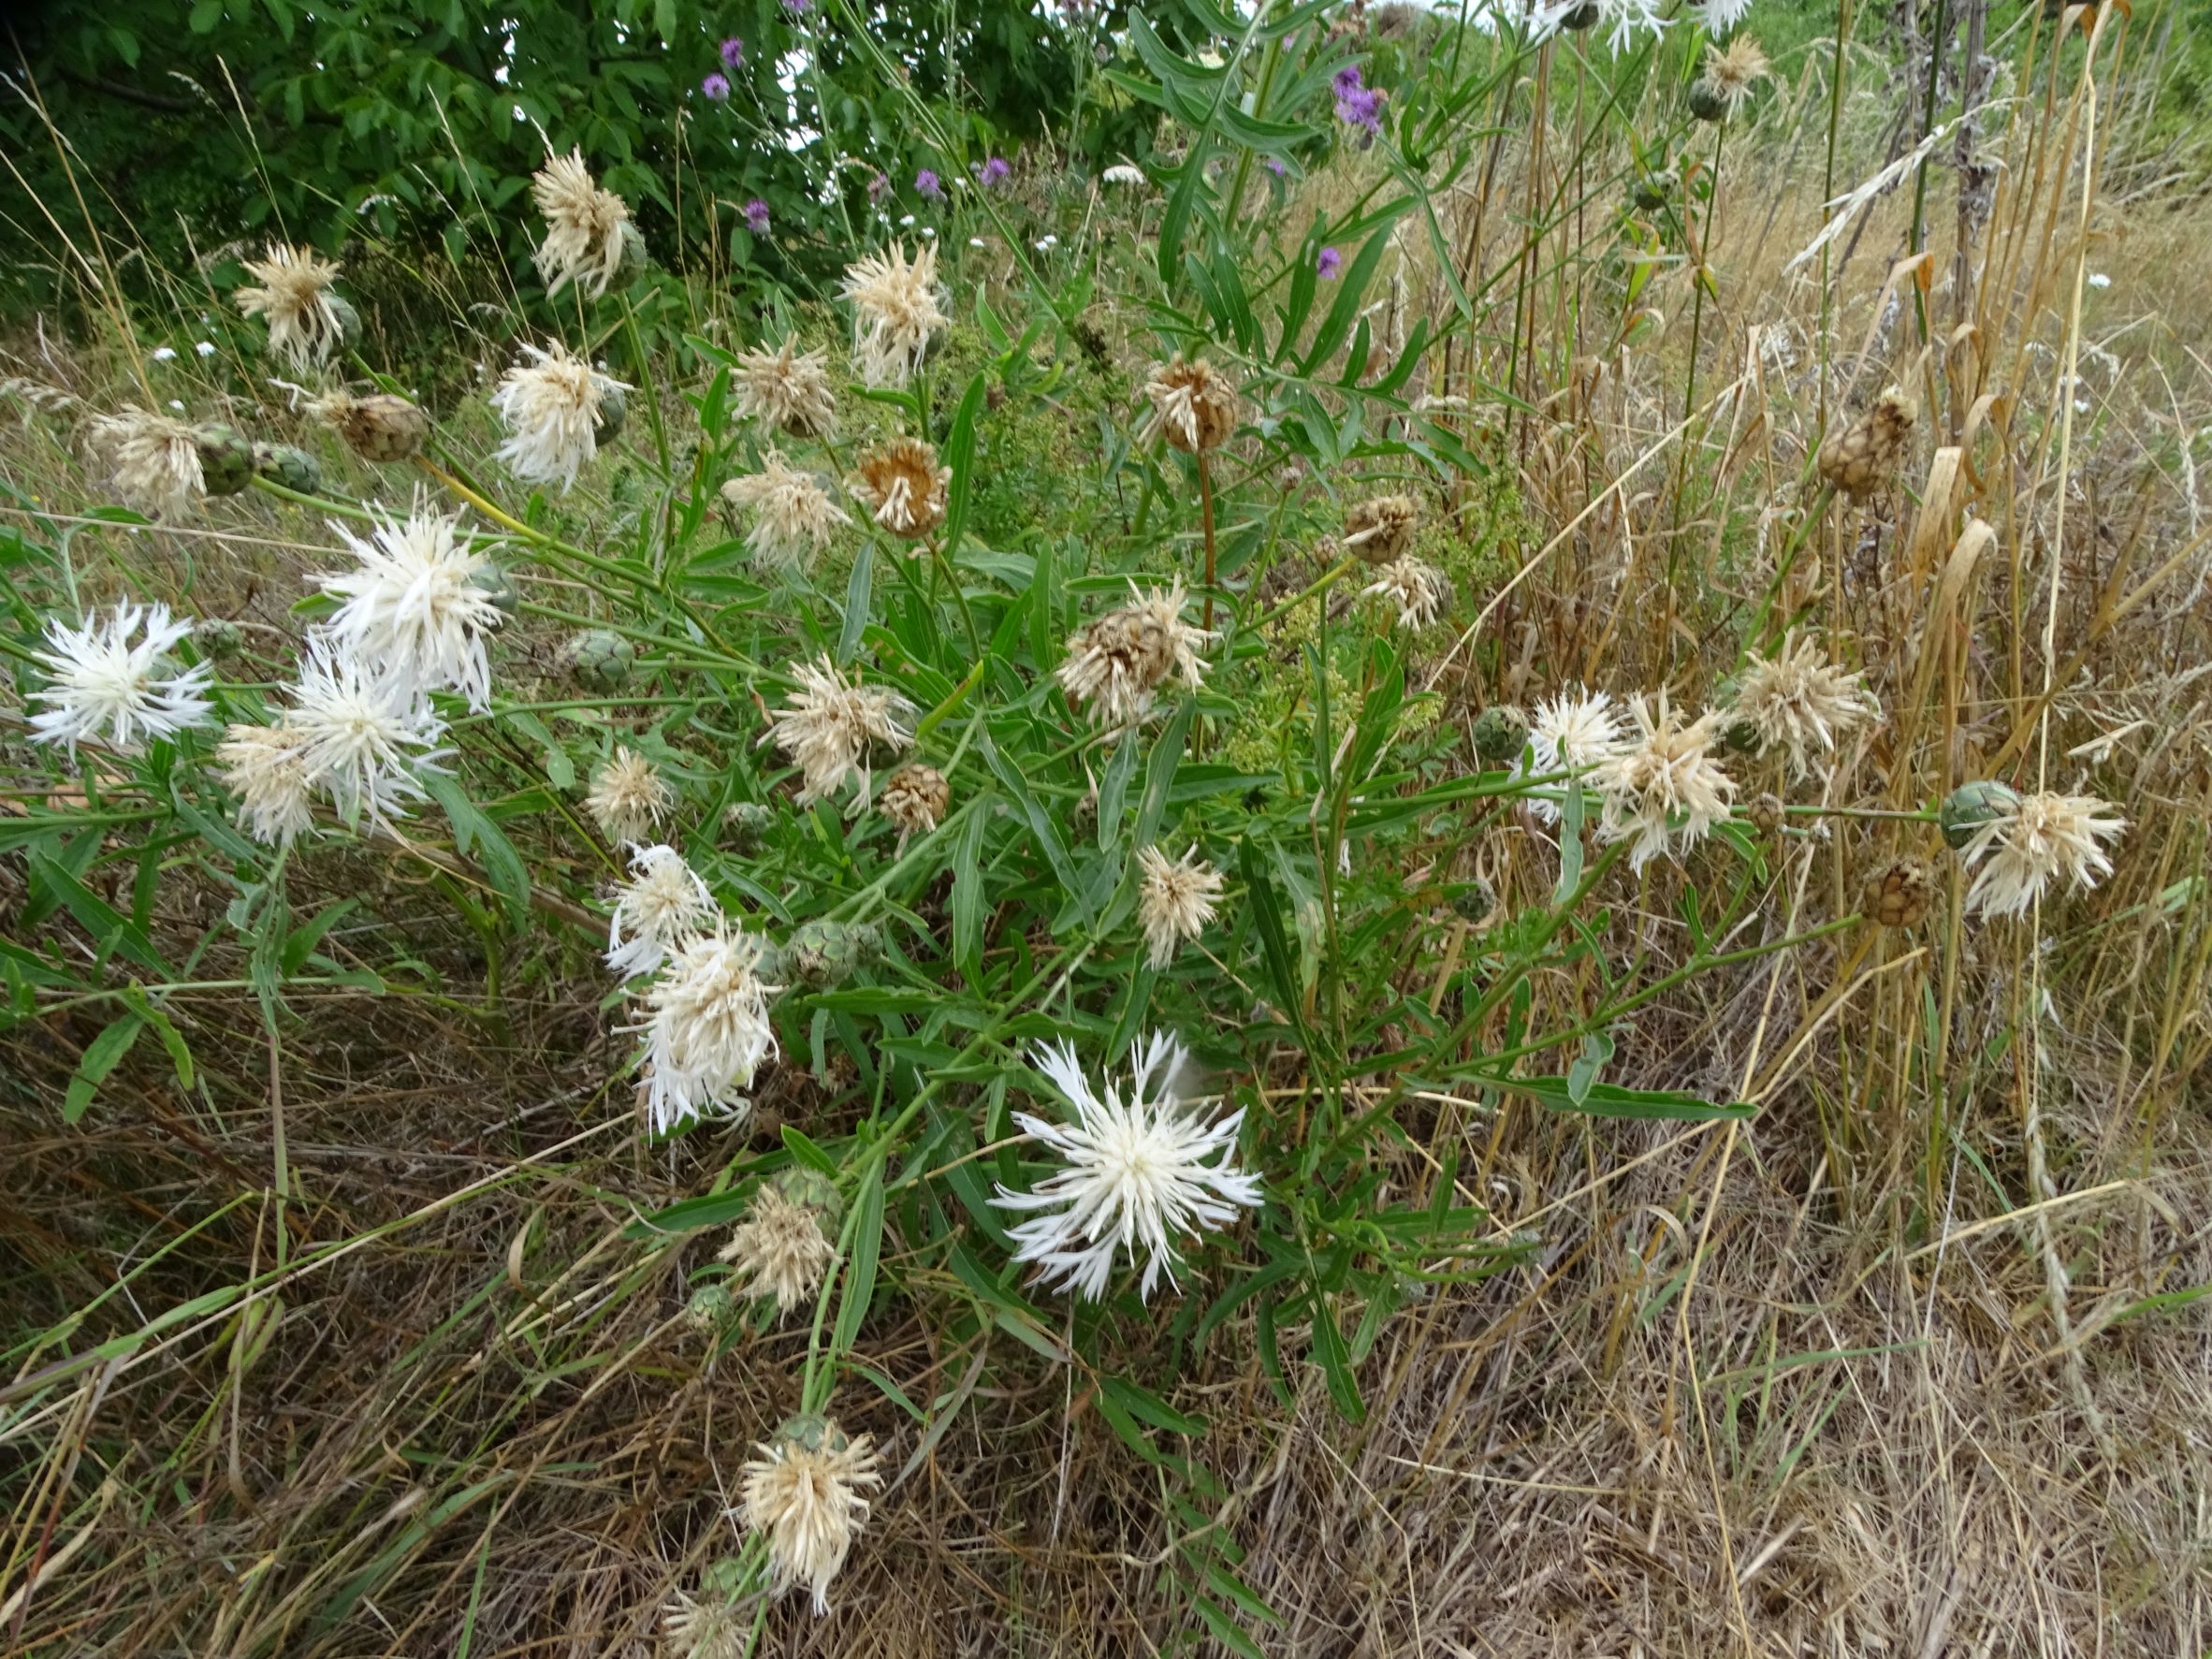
[839,241,950,389]
[1817,386,1915,501]
[760,655,915,811]
[1136,844,1225,968]
[1344,494,1421,562]
[734,339,838,437]
[233,243,349,369]
[87,408,204,515]
[531,148,636,299]
[1142,355,1240,454]
[739,1415,883,1614]
[848,437,950,541]
[1056,577,1218,728]
[1960,790,2126,919]
[720,450,851,568]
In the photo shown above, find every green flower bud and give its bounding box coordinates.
[193,423,255,497]
[681,1282,736,1332]
[470,565,519,616]
[1472,705,1530,767]
[724,800,775,853]
[770,1411,850,1456]
[593,381,627,447]
[770,1165,843,1228]
[560,628,634,692]
[327,293,363,350]
[251,441,323,495]
[1449,878,1495,924]
[194,617,246,660]
[786,918,866,990]
[1939,779,2020,851]
[1689,80,1730,124]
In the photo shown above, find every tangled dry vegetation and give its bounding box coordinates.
[5,5,2212,1656]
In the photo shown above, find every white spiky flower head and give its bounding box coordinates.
[1517,686,1628,823]
[87,409,204,515]
[587,746,674,843]
[1695,0,1754,35]
[733,339,838,437]
[662,1586,746,1659]
[283,636,446,824]
[29,602,213,753]
[1728,632,1878,780]
[531,149,634,298]
[717,1182,836,1314]
[606,842,717,979]
[233,243,346,369]
[634,921,779,1134]
[739,1416,882,1615]
[838,240,949,389]
[489,342,629,492]
[1055,577,1218,728]
[1599,0,1671,51]
[217,720,316,844]
[1135,844,1224,968]
[1588,691,1736,870]
[993,1033,1263,1302]
[1361,556,1450,630]
[760,656,915,811]
[313,494,504,710]
[720,450,851,568]
[1961,791,2127,919]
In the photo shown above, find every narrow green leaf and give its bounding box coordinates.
[1498,1076,1757,1121]
[65,1013,145,1123]
[834,1163,885,1352]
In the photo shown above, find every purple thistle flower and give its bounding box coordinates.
[973,155,1012,189]
[1332,63,1384,138]
[1317,245,1343,280]
[743,198,771,236]
[701,72,731,101]
[1265,157,1288,178]
[915,167,944,200]
[782,0,810,13]
[720,36,745,68]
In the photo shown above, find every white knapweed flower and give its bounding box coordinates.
[994,1033,1263,1302]
[232,243,346,369]
[1961,792,2127,919]
[87,409,204,515]
[1055,578,1217,728]
[1362,556,1450,629]
[29,603,213,752]
[761,656,914,810]
[606,842,716,978]
[838,240,949,388]
[313,496,504,710]
[740,1419,881,1614]
[1102,163,1147,185]
[1695,0,1754,34]
[1599,0,1671,50]
[531,149,633,298]
[586,746,674,843]
[720,451,851,567]
[1517,686,1627,823]
[1588,692,1736,870]
[217,720,317,843]
[489,342,629,492]
[635,923,778,1133]
[1135,844,1224,968]
[733,339,838,437]
[284,637,446,823]
[1730,632,1879,779]
[718,1185,835,1313]
[662,1589,745,1659]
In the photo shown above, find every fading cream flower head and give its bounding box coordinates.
[847,437,949,541]
[839,240,949,389]
[1361,556,1449,629]
[284,636,446,824]
[662,1587,745,1659]
[313,495,504,710]
[1142,355,1240,453]
[1588,691,1736,870]
[1730,632,1879,779]
[606,842,717,979]
[734,339,838,437]
[233,243,347,369]
[993,1032,1263,1301]
[531,149,634,298]
[88,408,204,515]
[29,602,213,752]
[635,922,778,1134]
[1516,686,1628,823]
[587,746,674,843]
[880,762,949,845]
[489,342,629,492]
[291,386,429,463]
[760,656,915,811]
[1344,494,1421,562]
[1136,844,1224,968]
[1698,33,1769,116]
[720,450,851,567]
[717,1183,836,1314]
[217,720,317,844]
[739,1416,882,1614]
[1056,577,1218,728]
[1960,791,2126,919]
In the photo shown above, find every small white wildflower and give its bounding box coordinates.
[586,746,675,843]
[313,495,504,710]
[194,342,216,358]
[1361,556,1450,629]
[531,148,634,298]
[284,636,446,824]
[720,451,851,567]
[1135,844,1224,968]
[29,603,213,752]
[1516,686,1627,823]
[839,241,950,389]
[739,1419,881,1614]
[1729,632,1880,779]
[717,1184,835,1314]
[216,720,317,844]
[1588,691,1736,870]
[1695,0,1753,34]
[1034,234,1058,251]
[968,237,987,248]
[760,656,915,811]
[1961,792,2127,919]
[489,342,629,492]
[1102,163,1147,185]
[635,924,778,1133]
[993,1033,1264,1302]
[606,842,717,979]
[2088,272,2112,290]
[151,346,178,363]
